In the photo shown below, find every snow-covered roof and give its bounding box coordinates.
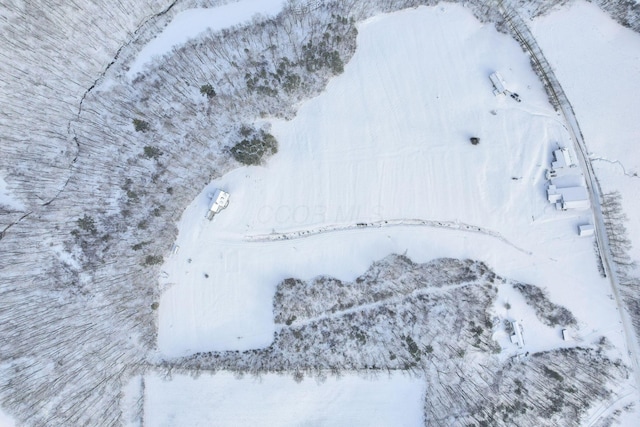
[209,189,230,213]
[578,224,594,236]
[489,72,506,95]
[551,148,572,169]
[559,186,588,202]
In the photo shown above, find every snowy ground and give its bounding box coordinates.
[127,0,285,78]
[158,4,626,361]
[0,408,15,427]
[532,0,640,263]
[156,3,627,359]
[0,174,23,211]
[123,371,424,427]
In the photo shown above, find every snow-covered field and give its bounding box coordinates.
[0,174,23,211]
[0,408,15,427]
[157,2,626,365]
[532,0,640,263]
[127,0,285,78]
[125,372,424,427]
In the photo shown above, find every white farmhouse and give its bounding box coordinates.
[206,189,230,220]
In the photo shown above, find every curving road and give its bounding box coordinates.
[244,217,532,255]
[500,4,640,394]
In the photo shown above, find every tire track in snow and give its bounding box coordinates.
[244,218,532,255]
[591,158,640,179]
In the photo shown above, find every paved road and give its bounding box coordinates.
[500,4,640,394]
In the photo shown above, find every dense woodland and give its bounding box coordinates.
[1,0,639,425]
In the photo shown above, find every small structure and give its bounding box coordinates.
[510,320,525,348]
[561,328,570,341]
[206,189,230,220]
[470,137,480,145]
[489,72,521,102]
[489,72,507,96]
[578,224,594,237]
[547,185,590,210]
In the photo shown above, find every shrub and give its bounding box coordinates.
[200,84,216,98]
[144,255,163,266]
[133,118,150,132]
[543,366,564,382]
[77,214,97,235]
[143,145,162,159]
[132,241,150,251]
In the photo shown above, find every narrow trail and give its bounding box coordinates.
[276,281,476,331]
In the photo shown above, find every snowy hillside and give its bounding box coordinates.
[1,0,640,426]
[158,3,616,358]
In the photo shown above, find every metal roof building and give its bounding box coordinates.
[489,72,507,96]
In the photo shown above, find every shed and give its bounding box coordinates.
[510,320,524,348]
[489,72,507,96]
[206,189,230,220]
[578,224,594,237]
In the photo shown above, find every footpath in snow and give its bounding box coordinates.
[157,4,623,362]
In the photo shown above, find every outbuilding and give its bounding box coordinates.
[489,72,507,96]
[578,224,594,237]
[510,320,525,348]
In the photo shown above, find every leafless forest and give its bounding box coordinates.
[1,0,639,425]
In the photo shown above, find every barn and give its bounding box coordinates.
[547,185,590,210]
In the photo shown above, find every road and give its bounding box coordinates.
[245,217,531,255]
[500,4,640,394]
